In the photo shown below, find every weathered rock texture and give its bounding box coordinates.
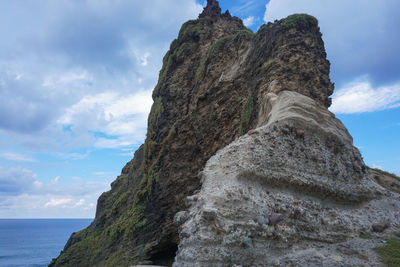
[173,91,400,266]
[370,168,400,194]
[50,1,399,266]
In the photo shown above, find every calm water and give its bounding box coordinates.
[0,219,92,267]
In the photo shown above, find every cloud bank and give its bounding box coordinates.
[330,79,400,114]
[0,0,202,217]
[0,0,202,151]
[0,165,109,218]
[243,16,255,27]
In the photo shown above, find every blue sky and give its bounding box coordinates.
[0,0,399,218]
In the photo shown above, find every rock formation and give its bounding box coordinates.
[173,90,400,266]
[50,1,400,266]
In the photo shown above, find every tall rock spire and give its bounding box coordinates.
[199,0,221,18]
[53,10,389,266]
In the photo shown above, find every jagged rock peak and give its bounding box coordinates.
[199,0,222,18]
[50,11,350,266]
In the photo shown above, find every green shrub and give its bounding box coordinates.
[237,29,255,38]
[359,232,372,239]
[194,58,207,84]
[208,30,254,59]
[208,35,234,58]
[375,239,400,267]
[154,23,204,96]
[153,52,173,96]
[169,38,178,51]
[281,14,318,29]
[137,163,159,200]
[111,190,130,216]
[174,42,197,62]
[196,29,255,85]
[163,120,178,144]
[178,19,205,40]
[261,58,275,70]
[256,24,268,34]
[148,97,163,130]
[52,196,147,266]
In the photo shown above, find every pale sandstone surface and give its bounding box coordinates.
[174,91,400,266]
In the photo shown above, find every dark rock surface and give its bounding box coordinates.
[199,0,221,19]
[50,1,336,266]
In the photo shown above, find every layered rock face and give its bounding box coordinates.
[51,1,399,266]
[173,91,400,266]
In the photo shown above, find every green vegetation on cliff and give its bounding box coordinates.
[209,29,254,58]
[239,92,254,135]
[375,239,400,267]
[50,200,146,266]
[154,20,207,96]
[178,19,207,41]
[147,97,163,135]
[195,29,254,84]
[261,58,275,70]
[281,13,318,29]
[51,4,337,265]
[154,52,173,96]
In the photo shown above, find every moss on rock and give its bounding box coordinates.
[153,52,173,96]
[261,58,275,70]
[209,29,254,59]
[239,92,254,135]
[281,14,318,29]
[178,19,206,41]
[375,239,400,267]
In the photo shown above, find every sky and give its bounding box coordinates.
[0,0,399,218]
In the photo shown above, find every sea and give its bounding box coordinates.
[0,219,92,267]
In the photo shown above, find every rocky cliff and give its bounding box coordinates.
[174,90,400,266]
[50,1,400,266]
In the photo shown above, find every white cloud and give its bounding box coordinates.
[0,165,111,218]
[371,164,383,170]
[73,199,85,207]
[33,180,43,189]
[243,16,255,27]
[44,198,72,207]
[59,90,153,148]
[93,171,118,177]
[0,152,36,162]
[330,79,400,114]
[140,52,151,66]
[56,152,90,160]
[0,166,38,196]
[0,0,202,148]
[0,1,206,218]
[42,69,93,89]
[51,176,60,184]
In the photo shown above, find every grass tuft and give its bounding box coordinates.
[359,232,372,239]
[261,58,275,70]
[375,239,400,267]
[281,14,318,29]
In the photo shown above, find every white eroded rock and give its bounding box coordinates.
[173,91,400,266]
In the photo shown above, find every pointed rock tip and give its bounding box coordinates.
[199,0,222,19]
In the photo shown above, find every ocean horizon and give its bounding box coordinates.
[0,218,92,267]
